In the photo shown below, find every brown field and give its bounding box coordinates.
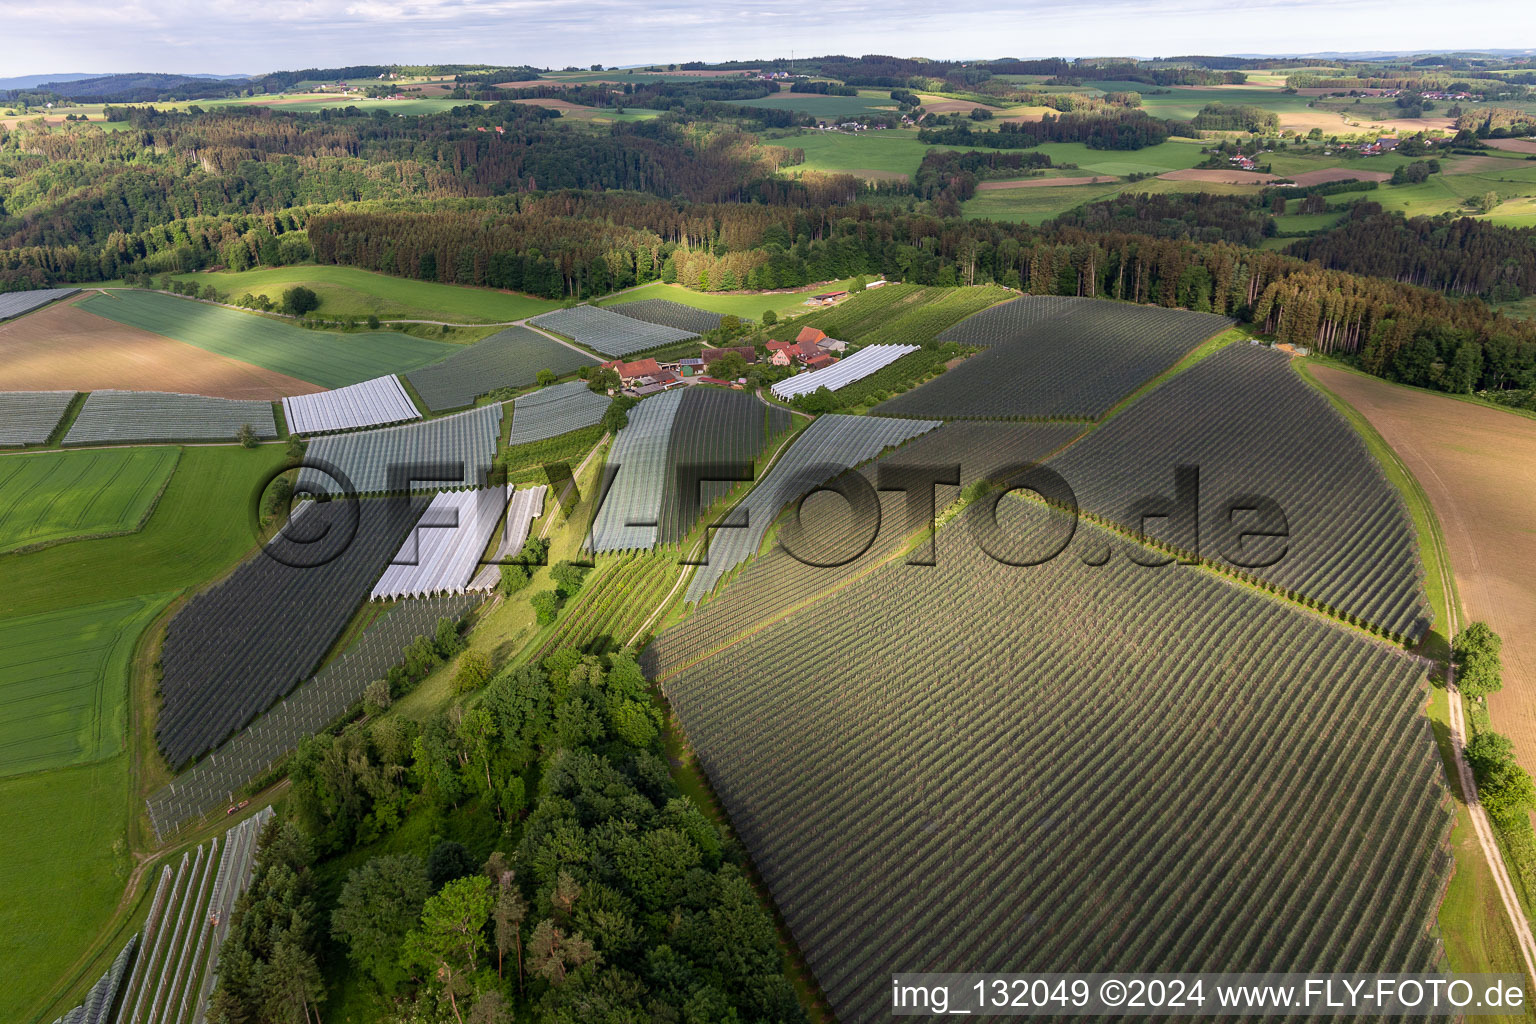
[1441,154,1527,175]
[977,175,1119,189]
[1312,365,1536,772]
[1485,138,1536,155]
[1287,167,1393,186]
[1158,167,1279,185]
[0,296,322,399]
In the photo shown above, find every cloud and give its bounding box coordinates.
[0,0,1524,77]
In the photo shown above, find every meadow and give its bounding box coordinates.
[0,755,130,1023]
[169,265,562,323]
[77,291,460,389]
[741,89,901,119]
[596,280,862,319]
[0,443,288,619]
[0,447,180,554]
[0,441,287,1022]
[0,596,171,777]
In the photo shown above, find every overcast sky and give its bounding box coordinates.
[0,0,1529,78]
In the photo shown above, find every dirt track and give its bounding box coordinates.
[0,296,323,399]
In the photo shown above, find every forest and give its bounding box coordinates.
[2,100,1535,401]
[208,641,803,1024]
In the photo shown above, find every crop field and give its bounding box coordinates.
[146,595,474,839]
[0,596,169,777]
[0,447,179,554]
[961,179,1128,224]
[0,444,289,621]
[1052,346,1429,640]
[604,298,723,334]
[876,296,1231,421]
[591,390,686,552]
[0,391,75,447]
[296,403,503,497]
[740,90,899,119]
[658,387,792,546]
[654,420,1085,652]
[406,326,598,412]
[64,391,278,446]
[772,344,920,399]
[684,413,941,603]
[282,375,420,435]
[0,298,324,399]
[1311,365,1536,771]
[155,495,428,767]
[169,265,561,323]
[509,380,612,445]
[0,756,128,1023]
[770,283,1016,348]
[529,304,697,356]
[648,501,1452,1024]
[372,487,507,599]
[114,810,271,1024]
[0,287,80,321]
[76,291,461,389]
[537,551,680,658]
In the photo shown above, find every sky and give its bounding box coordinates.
[0,0,1531,78]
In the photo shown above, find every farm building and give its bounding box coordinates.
[676,358,705,375]
[796,327,828,344]
[601,357,664,384]
[792,339,826,363]
[804,352,836,371]
[769,349,792,367]
[805,291,848,307]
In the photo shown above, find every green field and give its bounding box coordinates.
[170,265,561,323]
[742,89,901,119]
[0,444,287,620]
[0,443,289,1021]
[77,290,461,388]
[962,180,1128,224]
[0,755,130,1024]
[597,279,863,319]
[0,448,180,554]
[0,596,170,777]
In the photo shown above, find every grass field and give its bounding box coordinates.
[0,296,323,400]
[169,265,562,323]
[741,89,901,119]
[0,754,130,1024]
[0,448,180,554]
[0,596,171,777]
[782,130,1207,182]
[0,444,288,620]
[962,179,1127,223]
[596,280,862,319]
[1309,365,1536,777]
[77,291,460,389]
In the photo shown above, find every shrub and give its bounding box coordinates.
[532,590,561,625]
[453,650,492,694]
